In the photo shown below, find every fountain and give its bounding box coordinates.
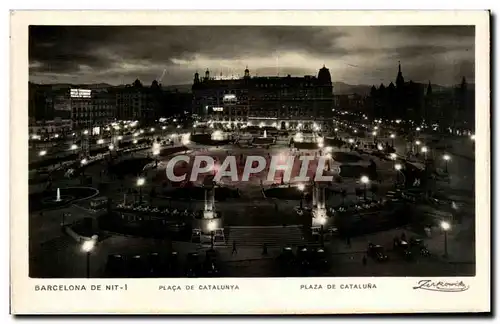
[55,188,61,202]
[263,130,267,138]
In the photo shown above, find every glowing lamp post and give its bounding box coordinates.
[440,221,451,258]
[81,237,97,278]
[390,133,395,146]
[39,150,47,157]
[360,175,370,201]
[394,163,402,185]
[421,146,428,160]
[318,216,327,247]
[153,149,160,167]
[208,220,216,249]
[70,144,78,151]
[297,184,305,209]
[108,144,114,151]
[137,177,145,203]
[443,154,450,173]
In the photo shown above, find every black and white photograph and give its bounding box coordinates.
[11,10,490,314]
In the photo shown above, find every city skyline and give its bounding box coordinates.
[29,26,475,87]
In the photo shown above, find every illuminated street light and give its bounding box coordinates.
[470,134,475,141]
[83,130,89,135]
[297,184,305,191]
[443,154,450,173]
[372,131,377,136]
[81,158,88,165]
[334,128,338,132]
[416,127,421,132]
[394,163,402,185]
[374,126,378,130]
[97,139,104,145]
[81,237,96,278]
[207,220,216,232]
[39,150,47,157]
[348,138,355,144]
[390,133,395,146]
[133,139,138,144]
[162,126,167,130]
[390,153,397,160]
[415,140,421,146]
[150,128,155,132]
[137,177,145,203]
[360,176,370,201]
[117,136,123,140]
[81,238,95,253]
[108,144,114,150]
[70,144,78,150]
[440,220,451,258]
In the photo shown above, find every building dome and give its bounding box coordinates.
[317,65,332,84]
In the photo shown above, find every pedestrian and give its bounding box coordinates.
[232,240,237,255]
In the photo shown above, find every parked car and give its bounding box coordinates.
[367,243,388,262]
[394,239,413,260]
[409,238,430,256]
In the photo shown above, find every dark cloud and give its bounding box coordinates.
[29,25,475,86]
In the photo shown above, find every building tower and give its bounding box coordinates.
[244,66,250,79]
[396,61,405,88]
[204,69,210,81]
[194,71,200,84]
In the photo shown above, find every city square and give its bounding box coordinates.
[27,25,476,279]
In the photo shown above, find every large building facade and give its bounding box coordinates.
[192,66,334,130]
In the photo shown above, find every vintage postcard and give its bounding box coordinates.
[10,10,490,314]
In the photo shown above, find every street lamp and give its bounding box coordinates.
[97,139,104,145]
[360,175,370,201]
[416,127,421,132]
[318,216,326,247]
[39,150,47,157]
[137,177,145,203]
[81,158,88,165]
[470,134,475,141]
[81,237,96,278]
[421,146,428,160]
[70,144,78,151]
[440,221,450,258]
[108,144,114,151]
[390,133,395,146]
[348,138,355,144]
[394,163,402,185]
[207,220,216,249]
[443,154,450,173]
[390,153,397,160]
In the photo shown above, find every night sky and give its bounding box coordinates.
[29,25,475,86]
